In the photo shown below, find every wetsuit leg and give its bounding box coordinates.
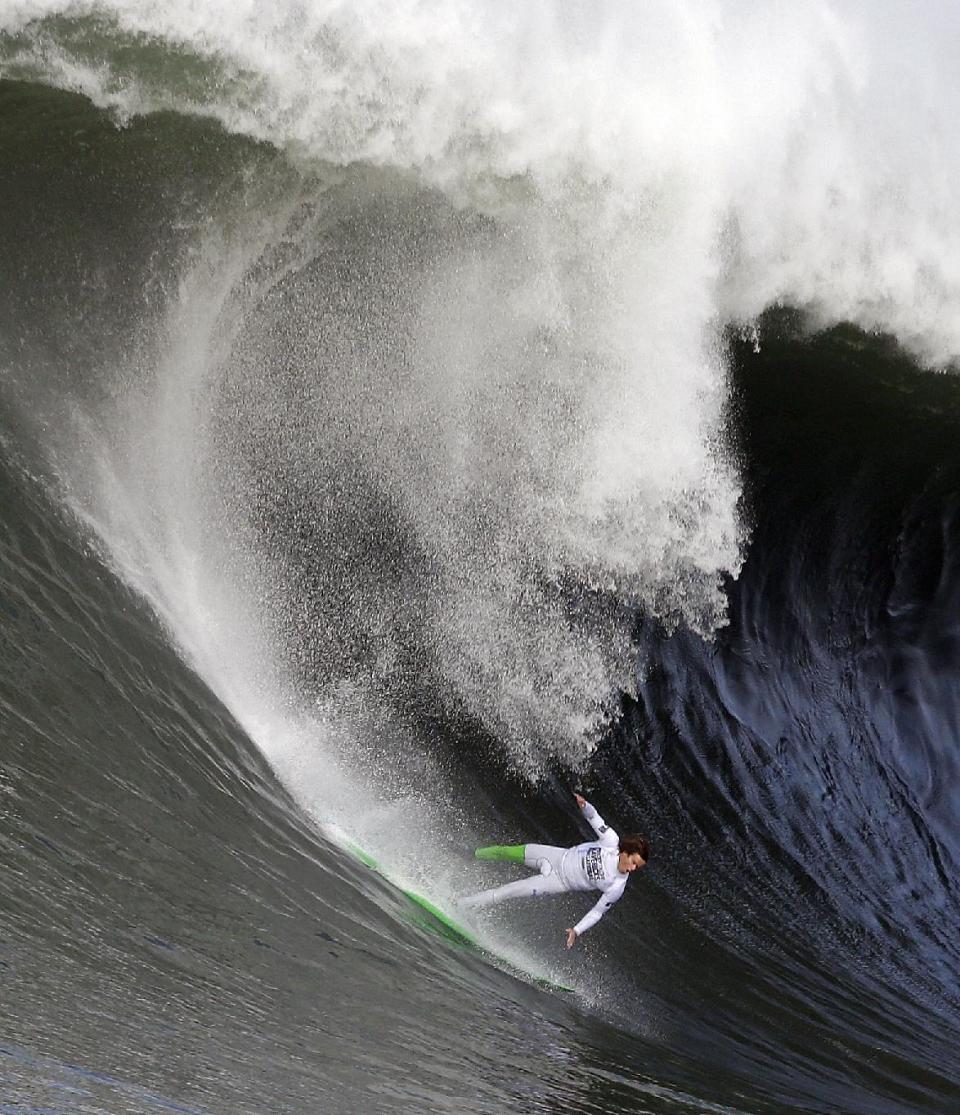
[522,844,567,874]
[459,870,569,911]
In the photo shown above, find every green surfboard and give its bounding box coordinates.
[319,822,574,994]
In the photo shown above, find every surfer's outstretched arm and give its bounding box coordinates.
[574,793,619,848]
[564,875,628,947]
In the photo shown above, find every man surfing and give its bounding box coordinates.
[460,793,648,948]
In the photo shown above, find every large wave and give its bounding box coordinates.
[5,2,960,783]
[3,6,960,1111]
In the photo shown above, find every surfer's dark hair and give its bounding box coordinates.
[620,835,649,860]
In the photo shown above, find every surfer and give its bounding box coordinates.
[460,793,648,948]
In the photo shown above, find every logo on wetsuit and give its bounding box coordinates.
[584,846,605,883]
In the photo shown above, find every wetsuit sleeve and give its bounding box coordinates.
[581,800,619,848]
[572,876,627,938]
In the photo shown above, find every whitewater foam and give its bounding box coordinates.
[6,1,960,781]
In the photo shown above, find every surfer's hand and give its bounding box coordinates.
[565,928,577,949]
[574,793,587,810]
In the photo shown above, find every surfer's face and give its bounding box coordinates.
[619,852,646,874]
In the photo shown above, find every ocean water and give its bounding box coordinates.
[1,5,959,1112]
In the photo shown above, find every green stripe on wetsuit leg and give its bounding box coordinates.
[474,844,526,863]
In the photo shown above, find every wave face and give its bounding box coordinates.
[1,5,960,1113]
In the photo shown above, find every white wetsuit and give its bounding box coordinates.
[460,801,629,938]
